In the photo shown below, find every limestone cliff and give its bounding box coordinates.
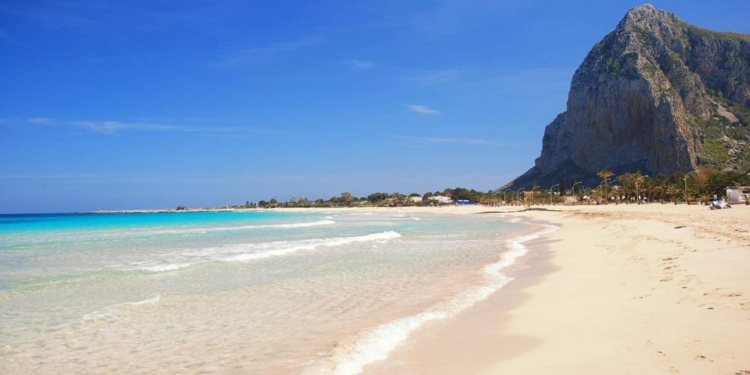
[506,4,750,189]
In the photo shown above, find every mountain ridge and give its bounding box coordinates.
[504,4,750,190]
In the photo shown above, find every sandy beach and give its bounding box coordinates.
[3,204,748,374]
[295,203,750,374]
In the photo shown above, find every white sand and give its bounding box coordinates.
[288,204,750,374]
[344,204,750,375]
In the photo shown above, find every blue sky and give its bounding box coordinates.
[1,1,749,213]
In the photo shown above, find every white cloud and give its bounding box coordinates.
[395,135,517,147]
[65,120,183,134]
[26,118,299,137]
[406,104,442,116]
[397,135,486,145]
[348,59,375,70]
[211,36,321,67]
[411,69,462,85]
[28,117,52,124]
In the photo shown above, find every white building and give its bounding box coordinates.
[430,195,454,204]
[726,186,749,204]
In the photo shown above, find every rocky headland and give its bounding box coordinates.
[506,4,750,189]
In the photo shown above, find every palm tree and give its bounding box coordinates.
[632,173,646,204]
[651,186,665,203]
[617,174,636,204]
[666,185,682,205]
[598,169,614,204]
[591,188,605,205]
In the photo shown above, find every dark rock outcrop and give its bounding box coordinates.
[505,4,750,189]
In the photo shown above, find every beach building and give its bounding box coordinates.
[563,196,578,205]
[726,186,749,204]
[430,195,453,205]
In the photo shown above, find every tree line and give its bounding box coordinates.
[240,187,494,209]
[510,167,750,206]
[183,167,750,210]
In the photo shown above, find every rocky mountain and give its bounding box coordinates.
[505,4,750,189]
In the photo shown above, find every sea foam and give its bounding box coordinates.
[140,263,193,273]
[82,294,161,322]
[134,231,402,272]
[24,219,337,245]
[305,224,559,375]
[139,219,336,235]
[221,231,401,262]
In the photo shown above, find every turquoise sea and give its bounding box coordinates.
[0,210,551,374]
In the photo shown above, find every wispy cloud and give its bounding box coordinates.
[211,36,321,67]
[0,4,96,29]
[412,0,531,34]
[411,69,462,85]
[397,136,488,145]
[396,135,517,147]
[487,68,573,93]
[26,118,299,137]
[406,104,442,116]
[28,117,52,124]
[348,59,375,70]
[65,120,201,134]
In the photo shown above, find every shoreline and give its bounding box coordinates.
[4,204,749,373]
[365,215,559,375]
[368,204,750,374]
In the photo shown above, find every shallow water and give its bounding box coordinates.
[0,210,543,374]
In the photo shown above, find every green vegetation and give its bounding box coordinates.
[642,62,660,77]
[524,168,749,206]
[603,52,641,79]
[593,32,615,52]
[728,102,750,127]
[709,91,750,127]
[678,32,690,47]
[606,58,624,77]
[702,139,731,164]
[180,168,750,210]
[700,116,724,139]
[629,25,649,43]
[246,187,504,209]
[683,23,750,42]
